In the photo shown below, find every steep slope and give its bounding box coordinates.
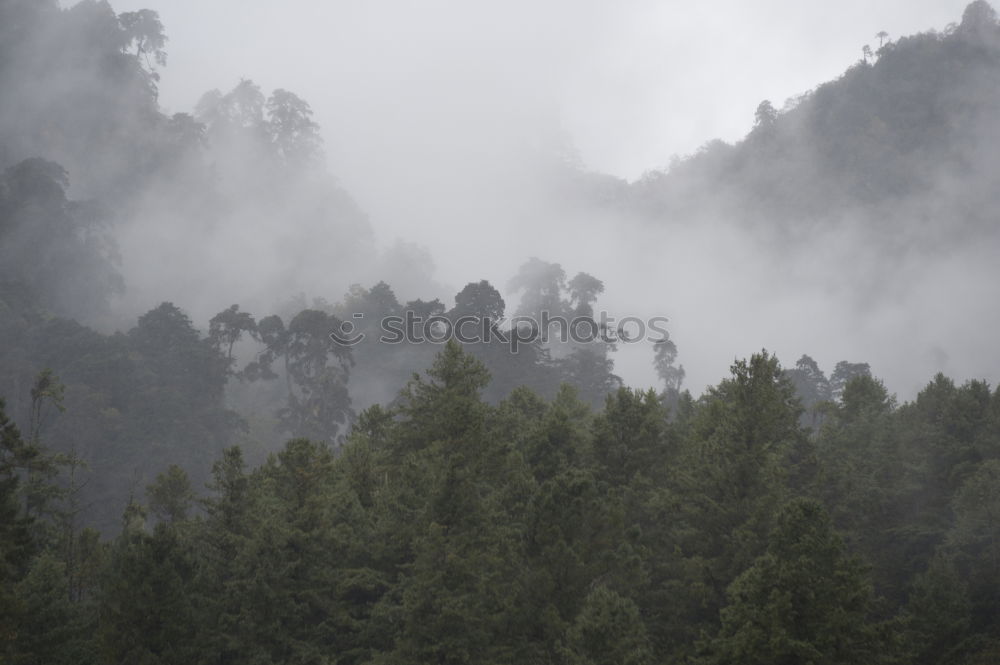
[629,1,1000,248]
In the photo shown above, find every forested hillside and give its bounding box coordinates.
[3,342,1000,663]
[1,0,1000,663]
[628,0,1000,246]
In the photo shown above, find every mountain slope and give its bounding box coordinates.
[627,1,1000,247]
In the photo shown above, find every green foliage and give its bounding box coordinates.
[395,339,491,454]
[145,465,193,523]
[0,399,34,653]
[904,556,973,665]
[590,388,669,487]
[707,499,885,665]
[9,553,95,665]
[0,327,997,663]
[565,586,652,665]
[98,523,198,665]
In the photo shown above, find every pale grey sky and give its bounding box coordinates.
[105,0,967,178]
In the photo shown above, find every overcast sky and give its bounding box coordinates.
[105,0,968,177]
[80,0,984,395]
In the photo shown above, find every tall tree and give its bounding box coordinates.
[708,499,886,665]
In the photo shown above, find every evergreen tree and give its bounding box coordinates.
[707,499,886,665]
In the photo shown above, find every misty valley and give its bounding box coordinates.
[2,0,1000,663]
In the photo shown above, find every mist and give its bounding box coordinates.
[2,0,996,488]
[51,0,981,400]
[5,3,1000,660]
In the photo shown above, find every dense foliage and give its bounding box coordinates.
[2,343,1000,663]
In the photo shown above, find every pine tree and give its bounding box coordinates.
[708,499,886,665]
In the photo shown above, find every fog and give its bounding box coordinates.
[40,0,998,399]
[107,0,966,177]
[6,3,1000,654]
